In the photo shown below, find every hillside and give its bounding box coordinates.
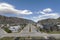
[37,18,60,32]
[37,18,60,25]
[0,15,35,24]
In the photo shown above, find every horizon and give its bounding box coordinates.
[0,0,60,22]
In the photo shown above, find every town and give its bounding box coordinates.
[0,0,60,40]
[0,23,60,40]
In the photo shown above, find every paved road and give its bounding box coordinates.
[0,24,60,39]
[19,24,48,37]
[1,24,48,37]
[20,24,40,34]
[48,34,60,38]
[0,28,7,38]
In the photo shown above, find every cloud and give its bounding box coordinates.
[38,11,45,14]
[38,8,52,14]
[33,13,59,22]
[0,3,32,15]
[39,13,59,19]
[0,3,59,22]
[43,8,52,13]
[33,8,59,22]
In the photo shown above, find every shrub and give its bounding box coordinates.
[4,27,12,33]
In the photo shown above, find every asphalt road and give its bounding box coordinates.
[0,24,60,39]
[0,28,7,38]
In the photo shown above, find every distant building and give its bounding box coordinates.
[37,24,43,28]
[43,25,50,30]
[9,25,20,33]
[7,24,10,27]
[57,25,60,30]
[0,24,4,28]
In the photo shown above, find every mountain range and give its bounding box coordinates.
[0,15,35,24]
[38,18,60,25]
[0,15,60,26]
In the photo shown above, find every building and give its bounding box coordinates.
[37,23,43,28]
[57,25,60,30]
[9,25,20,33]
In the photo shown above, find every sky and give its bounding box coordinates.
[0,0,60,22]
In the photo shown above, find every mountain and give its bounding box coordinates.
[0,15,35,24]
[37,18,60,32]
[37,18,60,25]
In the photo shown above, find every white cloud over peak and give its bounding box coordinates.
[33,8,59,22]
[33,13,59,22]
[0,3,32,15]
[0,3,59,22]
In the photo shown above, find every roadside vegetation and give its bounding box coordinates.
[0,37,60,40]
[0,37,14,40]
[3,27,12,33]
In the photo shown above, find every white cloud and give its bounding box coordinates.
[38,8,52,14]
[0,3,32,15]
[38,11,45,14]
[0,3,59,22]
[43,8,52,13]
[32,13,59,22]
[33,8,59,22]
